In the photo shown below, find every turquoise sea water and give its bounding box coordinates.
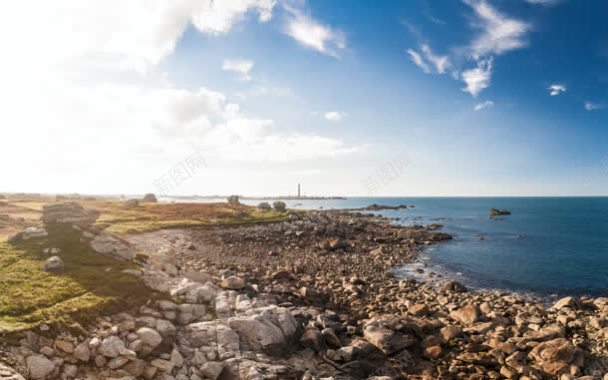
[165,196,608,297]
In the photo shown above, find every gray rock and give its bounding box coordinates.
[26,355,55,379]
[42,202,100,227]
[136,327,162,348]
[90,233,134,260]
[142,193,157,202]
[73,342,91,362]
[8,227,48,242]
[123,199,139,209]
[200,362,224,380]
[43,256,64,272]
[99,336,128,358]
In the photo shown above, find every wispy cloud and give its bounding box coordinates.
[525,0,560,6]
[474,100,494,111]
[464,0,531,58]
[407,49,431,73]
[407,44,450,74]
[548,84,566,96]
[222,59,254,81]
[585,102,606,111]
[461,58,493,97]
[325,111,344,121]
[407,0,529,98]
[284,7,345,58]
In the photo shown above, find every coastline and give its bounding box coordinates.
[2,201,608,379]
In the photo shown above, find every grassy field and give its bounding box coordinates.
[0,195,294,334]
[0,224,152,333]
[4,196,291,234]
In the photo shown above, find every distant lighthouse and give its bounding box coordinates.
[298,184,301,199]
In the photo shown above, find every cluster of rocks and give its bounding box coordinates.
[6,205,608,379]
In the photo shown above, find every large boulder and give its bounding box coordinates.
[123,199,139,209]
[227,306,297,356]
[26,355,55,379]
[142,193,157,202]
[227,195,240,205]
[42,202,100,228]
[90,233,134,260]
[528,338,579,376]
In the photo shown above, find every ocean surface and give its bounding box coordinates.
[163,196,608,297]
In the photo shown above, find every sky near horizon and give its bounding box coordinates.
[2,0,608,196]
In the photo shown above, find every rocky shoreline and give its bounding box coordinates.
[2,204,608,379]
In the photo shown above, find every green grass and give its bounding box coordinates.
[97,202,294,234]
[0,225,153,333]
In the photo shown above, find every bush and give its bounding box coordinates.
[273,201,286,212]
[257,202,271,211]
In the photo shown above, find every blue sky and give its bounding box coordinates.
[2,0,608,195]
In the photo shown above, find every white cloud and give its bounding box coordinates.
[0,0,361,194]
[585,102,606,111]
[222,59,254,80]
[1,0,277,75]
[325,111,344,121]
[407,49,431,74]
[284,9,346,57]
[192,0,277,35]
[461,58,493,97]
[525,0,559,5]
[407,44,450,74]
[548,84,566,96]
[464,0,531,58]
[474,100,494,111]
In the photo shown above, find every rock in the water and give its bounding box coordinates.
[42,201,100,227]
[123,199,139,209]
[142,193,157,202]
[43,256,64,272]
[489,208,511,217]
[26,355,55,379]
